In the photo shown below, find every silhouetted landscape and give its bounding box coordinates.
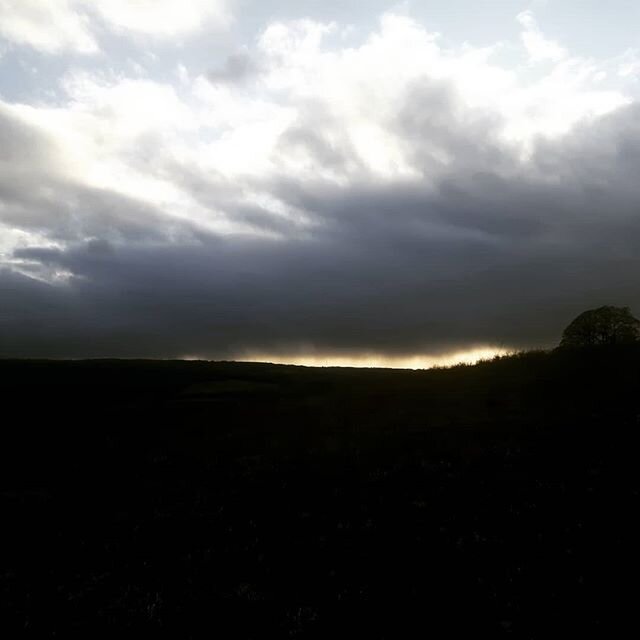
[3,344,640,637]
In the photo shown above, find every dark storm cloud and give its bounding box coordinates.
[3,82,640,359]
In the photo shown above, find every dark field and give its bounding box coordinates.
[2,348,640,637]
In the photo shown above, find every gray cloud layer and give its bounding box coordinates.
[2,57,640,359]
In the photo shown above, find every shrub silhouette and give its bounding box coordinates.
[560,305,640,347]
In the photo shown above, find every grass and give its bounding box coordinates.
[1,346,640,637]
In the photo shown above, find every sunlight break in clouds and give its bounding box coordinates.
[2,4,640,363]
[236,348,511,370]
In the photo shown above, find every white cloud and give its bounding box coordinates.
[618,49,640,78]
[517,10,567,64]
[90,0,232,38]
[0,0,98,54]
[0,0,232,54]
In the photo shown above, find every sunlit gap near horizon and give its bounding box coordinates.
[181,347,511,369]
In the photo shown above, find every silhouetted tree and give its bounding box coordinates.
[560,306,640,347]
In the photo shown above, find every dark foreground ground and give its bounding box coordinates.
[2,348,640,638]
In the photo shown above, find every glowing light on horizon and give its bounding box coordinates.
[233,347,511,370]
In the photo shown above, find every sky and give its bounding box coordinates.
[2,1,640,367]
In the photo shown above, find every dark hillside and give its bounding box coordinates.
[2,348,640,637]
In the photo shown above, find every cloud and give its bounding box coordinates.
[517,10,567,64]
[618,49,640,78]
[0,0,98,54]
[207,50,262,85]
[2,12,640,360]
[0,0,232,54]
[90,0,232,38]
